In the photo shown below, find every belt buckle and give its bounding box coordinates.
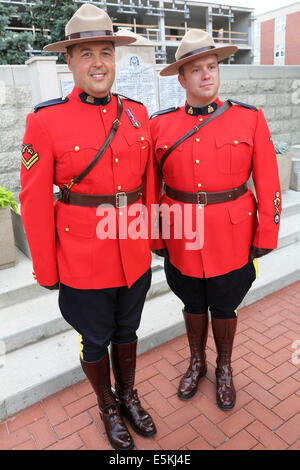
[115,191,127,209]
[197,191,207,207]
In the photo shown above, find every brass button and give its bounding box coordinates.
[164,145,168,149]
[141,136,145,141]
[198,183,202,188]
[199,118,203,122]
[115,158,119,163]
[119,211,123,215]
[74,146,80,152]
[195,138,200,142]
[234,140,238,144]
[117,185,122,190]
[103,109,107,113]
[142,146,147,150]
[65,227,70,232]
[248,212,252,216]
[195,159,200,164]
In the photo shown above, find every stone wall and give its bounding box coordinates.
[0,66,32,195]
[218,65,300,146]
[0,60,300,198]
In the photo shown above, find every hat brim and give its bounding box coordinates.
[43,35,136,52]
[160,45,238,76]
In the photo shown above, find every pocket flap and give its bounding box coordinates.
[228,195,257,224]
[123,131,150,147]
[216,134,253,148]
[156,140,183,152]
[55,210,95,238]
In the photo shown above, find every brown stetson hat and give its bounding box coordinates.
[43,4,136,52]
[160,29,238,76]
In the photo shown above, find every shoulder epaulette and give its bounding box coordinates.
[114,93,144,106]
[34,96,69,113]
[228,99,258,111]
[150,106,180,119]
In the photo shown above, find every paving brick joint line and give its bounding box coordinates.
[1,281,300,451]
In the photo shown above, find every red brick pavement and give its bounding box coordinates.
[1,281,300,451]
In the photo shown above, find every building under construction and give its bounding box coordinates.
[1,0,255,63]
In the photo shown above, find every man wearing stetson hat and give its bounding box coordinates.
[20,4,158,450]
[150,29,281,410]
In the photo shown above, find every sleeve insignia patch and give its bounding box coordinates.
[22,144,39,171]
[273,191,281,224]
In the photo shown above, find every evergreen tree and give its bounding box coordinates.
[0,4,33,64]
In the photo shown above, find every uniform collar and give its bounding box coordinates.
[79,91,112,106]
[70,86,112,106]
[185,99,220,116]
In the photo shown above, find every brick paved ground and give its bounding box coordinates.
[1,281,300,450]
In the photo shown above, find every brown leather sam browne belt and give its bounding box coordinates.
[165,183,248,206]
[59,186,143,208]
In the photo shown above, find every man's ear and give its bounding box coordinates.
[178,73,186,89]
[66,53,72,72]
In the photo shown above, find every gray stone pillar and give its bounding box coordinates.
[290,145,300,191]
[25,56,60,106]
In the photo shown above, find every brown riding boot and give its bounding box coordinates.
[211,317,237,410]
[177,311,208,400]
[80,353,134,450]
[111,341,157,437]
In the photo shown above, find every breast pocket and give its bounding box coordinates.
[123,132,150,176]
[55,139,99,183]
[216,135,253,174]
[155,140,183,178]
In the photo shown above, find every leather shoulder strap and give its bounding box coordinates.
[64,95,123,192]
[158,100,232,178]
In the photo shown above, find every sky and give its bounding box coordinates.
[199,0,298,15]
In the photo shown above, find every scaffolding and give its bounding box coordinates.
[1,0,255,64]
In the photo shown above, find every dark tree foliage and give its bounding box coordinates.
[0,1,84,64]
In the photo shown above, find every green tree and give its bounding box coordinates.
[0,4,34,64]
[20,0,79,63]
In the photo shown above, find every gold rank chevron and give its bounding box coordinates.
[22,144,39,171]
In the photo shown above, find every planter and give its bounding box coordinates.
[0,207,16,269]
[276,152,292,192]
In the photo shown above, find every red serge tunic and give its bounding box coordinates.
[150,98,281,278]
[20,87,158,289]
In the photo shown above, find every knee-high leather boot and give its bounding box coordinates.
[80,353,134,450]
[111,341,157,437]
[211,317,237,410]
[177,311,208,400]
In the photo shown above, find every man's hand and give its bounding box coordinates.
[41,281,60,290]
[152,248,169,258]
[249,246,273,261]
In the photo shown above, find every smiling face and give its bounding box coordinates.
[178,54,220,107]
[66,41,115,98]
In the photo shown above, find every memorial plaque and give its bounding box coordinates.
[116,55,157,116]
[158,75,186,110]
[61,79,74,97]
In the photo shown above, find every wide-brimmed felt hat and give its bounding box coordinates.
[44,4,136,52]
[160,29,238,76]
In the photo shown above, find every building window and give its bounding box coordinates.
[275,16,286,32]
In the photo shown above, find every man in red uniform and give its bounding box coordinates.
[150,29,281,410]
[20,4,157,450]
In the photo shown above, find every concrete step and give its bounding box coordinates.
[0,291,183,421]
[1,240,300,421]
[277,212,300,249]
[1,190,299,311]
[0,264,168,355]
